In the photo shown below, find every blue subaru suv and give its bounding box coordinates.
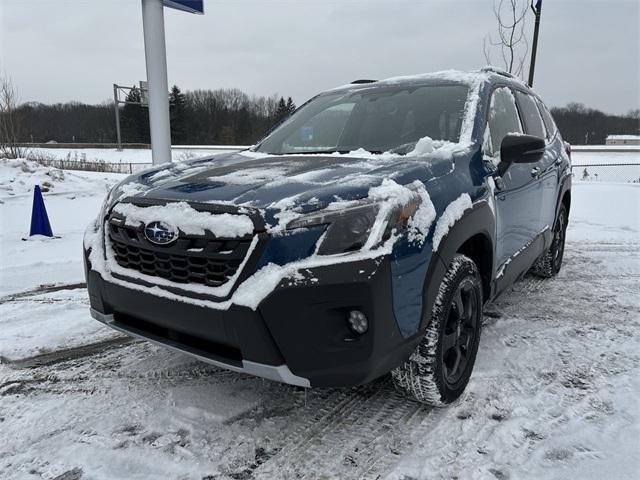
[84,68,571,406]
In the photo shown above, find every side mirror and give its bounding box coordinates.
[498,134,546,176]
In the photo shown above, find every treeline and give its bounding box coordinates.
[550,103,639,145]
[15,86,296,146]
[12,93,639,146]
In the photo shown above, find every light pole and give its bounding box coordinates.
[528,0,542,87]
[113,84,123,151]
[139,0,204,165]
[141,0,172,165]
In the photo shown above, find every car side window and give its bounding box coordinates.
[536,98,557,140]
[515,91,546,139]
[486,87,523,159]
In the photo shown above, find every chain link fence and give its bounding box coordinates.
[571,163,640,183]
[33,157,151,174]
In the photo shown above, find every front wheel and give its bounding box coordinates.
[530,204,568,278]
[392,254,483,406]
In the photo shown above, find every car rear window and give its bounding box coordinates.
[536,98,558,139]
[515,91,546,139]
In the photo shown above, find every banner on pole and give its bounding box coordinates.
[163,0,204,14]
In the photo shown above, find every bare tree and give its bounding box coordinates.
[0,73,25,158]
[483,0,529,78]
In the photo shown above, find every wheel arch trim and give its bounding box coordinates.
[419,201,496,333]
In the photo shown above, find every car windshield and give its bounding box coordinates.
[255,84,470,156]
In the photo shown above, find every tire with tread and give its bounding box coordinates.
[531,204,568,278]
[392,254,483,406]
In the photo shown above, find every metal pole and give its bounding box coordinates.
[528,1,542,87]
[141,0,172,165]
[113,84,123,151]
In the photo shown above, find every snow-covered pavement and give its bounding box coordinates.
[0,160,638,479]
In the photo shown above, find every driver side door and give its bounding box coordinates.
[485,87,544,277]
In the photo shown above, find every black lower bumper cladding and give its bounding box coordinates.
[85,249,420,388]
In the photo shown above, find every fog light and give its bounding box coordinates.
[347,310,368,335]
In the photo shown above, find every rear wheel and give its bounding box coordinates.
[531,204,568,278]
[392,254,483,406]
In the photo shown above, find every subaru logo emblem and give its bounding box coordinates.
[144,221,178,245]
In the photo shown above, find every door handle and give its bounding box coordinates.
[531,167,541,178]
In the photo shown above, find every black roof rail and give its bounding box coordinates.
[351,79,378,84]
[481,67,517,79]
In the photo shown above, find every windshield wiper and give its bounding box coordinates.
[268,149,385,156]
[263,149,347,155]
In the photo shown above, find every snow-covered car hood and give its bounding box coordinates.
[112,149,458,227]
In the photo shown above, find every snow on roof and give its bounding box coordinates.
[379,69,490,85]
[329,69,493,92]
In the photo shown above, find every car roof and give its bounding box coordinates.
[327,67,533,96]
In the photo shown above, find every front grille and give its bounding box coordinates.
[107,215,253,288]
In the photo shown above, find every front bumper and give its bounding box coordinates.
[90,308,309,386]
[85,250,420,388]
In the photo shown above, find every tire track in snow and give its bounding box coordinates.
[249,379,432,480]
[0,282,86,303]
[1,244,638,479]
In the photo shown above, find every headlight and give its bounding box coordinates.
[98,179,143,223]
[287,203,380,255]
[286,194,422,255]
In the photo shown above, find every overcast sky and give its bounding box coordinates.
[1,0,638,114]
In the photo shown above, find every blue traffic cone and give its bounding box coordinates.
[29,185,54,237]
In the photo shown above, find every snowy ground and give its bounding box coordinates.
[0,160,638,479]
[28,146,243,165]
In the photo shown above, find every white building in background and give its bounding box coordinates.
[606,135,640,145]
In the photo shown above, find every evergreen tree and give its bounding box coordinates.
[275,96,289,123]
[169,85,187,144]
[120,87,150,143]
[286,96,296,115]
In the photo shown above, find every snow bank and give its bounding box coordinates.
[28,146,242,164]
[0,158,119,200]
[432,193,473,251]
[0,159,124,296]
[112,202,254,238]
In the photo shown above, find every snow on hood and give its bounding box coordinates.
[112,202,254,238]
[86,177,438,311]
[105,140,461,230]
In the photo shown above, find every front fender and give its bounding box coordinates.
[423,200,496,330]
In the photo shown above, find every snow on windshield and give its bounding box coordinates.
[254,71,489,158]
